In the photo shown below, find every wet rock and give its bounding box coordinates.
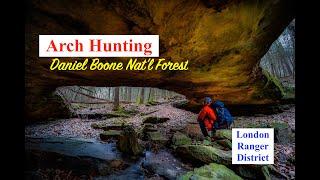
[117,126,143,156]
[214,129,232,141]
[172,132,192,147]
[175,145,232,165]
[98,159,128,176]
[142,150,188,180]
[100,130,122,141]
[178,163,242,180]
[143,117,170,124]
[25,149,126,177]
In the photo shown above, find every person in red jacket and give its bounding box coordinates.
[197,97,217,138]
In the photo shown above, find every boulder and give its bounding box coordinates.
[117,126,143,156]
[99,130,122,141]
[216,139,232,149]
[181,122,203,140]
[142,123,159,140]
[142,150,188,180]
[147,131,169,146]
[175,145,232,165]
[172,132,192,147]
[143,117,170,124]
[271,122,294,144]
[233,165,271,180]
[178,163,242,180]
[214,129,232,141]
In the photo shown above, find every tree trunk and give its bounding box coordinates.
[113,87,120,110]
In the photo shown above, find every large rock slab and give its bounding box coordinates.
[175,145,232,165]
[142,150,188,180]
[214,129,232,141]
[178,163,242,180]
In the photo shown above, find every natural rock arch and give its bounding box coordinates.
[25,0,294,122]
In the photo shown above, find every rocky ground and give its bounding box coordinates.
[25,103,295,179]
[25,103,197,139]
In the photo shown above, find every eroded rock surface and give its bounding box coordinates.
[25,0,294,122]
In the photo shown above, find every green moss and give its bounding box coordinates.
[117,126,143,156]
[216,139,232,149]
[172,132,192,147]
[175,145,232,165]
[113,107,138,117]
[178,163,242,180]
[147,131,168,144]
[215,130,232,141]
[270,122,289,129]
[261,166,271,180]
[253,70,285,100]
[283,86,295,99]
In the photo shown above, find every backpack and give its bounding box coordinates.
[210,100,234,129]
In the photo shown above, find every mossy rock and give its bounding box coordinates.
[100,130,122,141]
[147,131,168,145]
[175,145,232,165]
[172,132,192,147]
[261,166,271,180]
[117,126,143,156]
[146,101,160,106]
[114,107,139,116]
[253,70,285,100]
[233,165,271,180]
[91,123,106,129]
[192,140,225,150]
[269,122,294,144]
[143,117,170,124]
[216,139,232,149]
[178,163,242,180]
[214,130,232,141]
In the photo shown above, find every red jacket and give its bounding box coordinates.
[197,105,217,130]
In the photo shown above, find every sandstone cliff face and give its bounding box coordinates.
[25,0,294,122]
